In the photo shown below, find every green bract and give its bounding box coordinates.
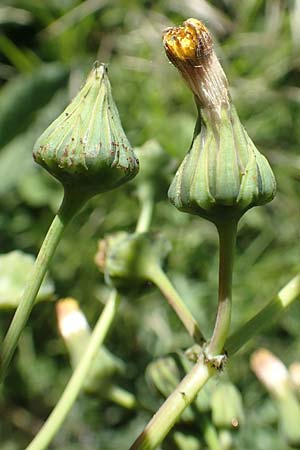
[33,63,139,196]
[95,231,171,289]
[168,105,276,223]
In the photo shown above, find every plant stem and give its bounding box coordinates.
[148,265,205,345]
[226,273,300,356]
[25,289,120,450]
[129,355,216,450]
[207,220,237,357]
[0,189,88,382]
[135,184,154,233]
[129,273,300,450]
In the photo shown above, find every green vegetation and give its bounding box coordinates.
[0,1,299,449]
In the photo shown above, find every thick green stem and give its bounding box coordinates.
[135,184,154,233]
[207,220,237,357]
[226,273,300,356]
[129,356,215,450]
[25,290,120,450]
[130,273,300,450]
[148,265,205,345]
[0,189,88,382]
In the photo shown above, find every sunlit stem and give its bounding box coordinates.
[135,183,155,233]
[129,273,300,450]
[148,265,205,345]
[226,273,300,355]
[0,189,88,382]
[25,290,120,450]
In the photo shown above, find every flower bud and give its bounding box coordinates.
[163,19,276,224]
[56,298,123,393]
[251,348,300,447]
[211,382,244,429]
[33,63,139,197]
[95,231,171,289]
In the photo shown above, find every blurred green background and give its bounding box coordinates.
[0,0,299,449]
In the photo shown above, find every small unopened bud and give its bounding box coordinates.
[33,63,139,197]
[95,231,171,289]
[56,298,123,392]
[251,348,300,447]
[163,19,276,224]
[211,382,244,429]
[251,348,290,397]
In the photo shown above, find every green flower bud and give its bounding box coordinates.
[211,382,244,429]
[95,231,171,289]
[163,19,276,224]
[33,63,139,197]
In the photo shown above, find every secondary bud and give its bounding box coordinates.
[33,63,139,196]
[251,348,300,447]
[163,19,276,224]
[211,382,244,429]
[56,298,123,392]
[95,231,171,289]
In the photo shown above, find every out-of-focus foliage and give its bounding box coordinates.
[0,1,299,449]
[0,250,54,308]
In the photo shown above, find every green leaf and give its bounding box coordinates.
[0,63,68,148]
[0,250,54,309]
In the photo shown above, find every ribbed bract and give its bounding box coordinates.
[33,63,139,195]
[168,105,276,223]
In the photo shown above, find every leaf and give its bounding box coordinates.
[0,250,54,309]
[0,63,68,148]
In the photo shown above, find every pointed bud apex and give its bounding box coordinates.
[163,20,276,224]
[95,232,171,289]
[211,382,244,429]
[33,63,139,196]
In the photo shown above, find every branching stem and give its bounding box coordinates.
[148,265,205,345]
[130,272,300,450]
